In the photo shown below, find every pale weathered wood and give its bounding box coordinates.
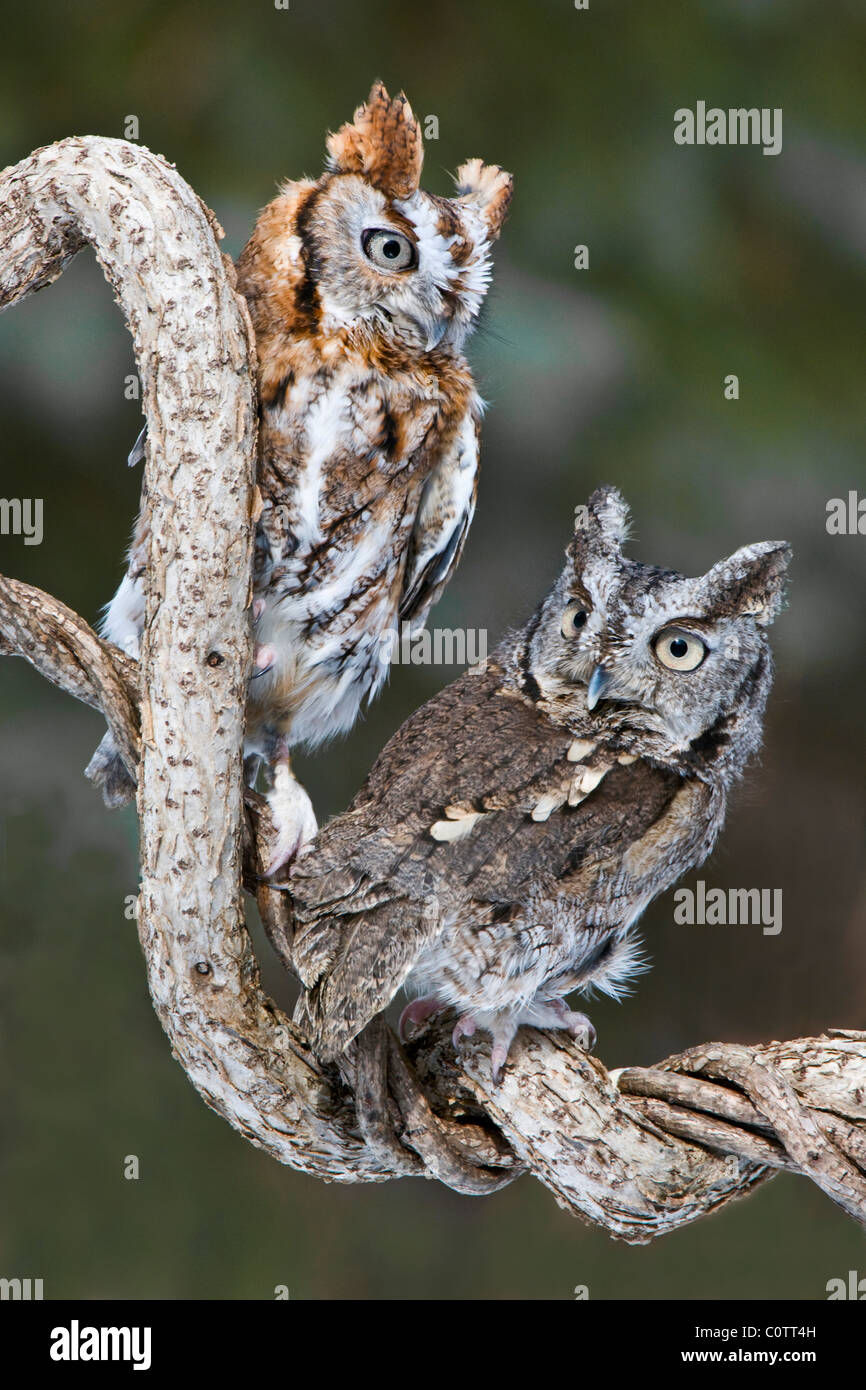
[2,138,865,1242]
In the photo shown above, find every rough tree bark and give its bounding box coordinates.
[2,138,865,1242]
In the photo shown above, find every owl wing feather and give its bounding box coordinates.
[298,895,439,1060]
[398,411,480,630]
[292,812,441,1057]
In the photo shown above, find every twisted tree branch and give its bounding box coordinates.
[2,137,864,1243]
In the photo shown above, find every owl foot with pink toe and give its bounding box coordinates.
[399,995,596,1083]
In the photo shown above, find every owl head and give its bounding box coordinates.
[525,487,791,758]
[238,81,512,357]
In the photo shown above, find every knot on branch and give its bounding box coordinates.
[616,1032,866,1225]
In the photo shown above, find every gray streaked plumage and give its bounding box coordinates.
[292,486,791,1078]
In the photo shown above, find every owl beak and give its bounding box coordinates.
[586,664,612,711]
[424,321,448,352]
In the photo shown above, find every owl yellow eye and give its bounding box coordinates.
[561,604,589,638]
[361,228,417,272]
[653,627,707,672]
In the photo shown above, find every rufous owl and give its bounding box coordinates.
[92,82,512,872]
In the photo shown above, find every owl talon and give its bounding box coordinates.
[265,828,315,879]
[399,996,444,1041]
[252,643,277,679]
[255,874,295,892]
[452,1014,477,1049]
[452,1015,518,1083]
[449,1005,595,1083]
[546,999,597,1051]
[490,1041,510,1084]
[264,763,318,877]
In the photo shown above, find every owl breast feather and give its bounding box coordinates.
[248,357,479,749]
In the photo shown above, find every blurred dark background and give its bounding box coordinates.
[1,0,865,1299]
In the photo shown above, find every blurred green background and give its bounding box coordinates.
[1,0,865,1300]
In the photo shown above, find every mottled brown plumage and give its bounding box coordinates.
[292,487,791,1078]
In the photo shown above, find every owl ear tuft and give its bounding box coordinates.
[568,486,630,572]
[454,159,514,240]
[705,541,792,627]
[325,81,424,199]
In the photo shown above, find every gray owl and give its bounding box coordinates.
[291,486,791,1079]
